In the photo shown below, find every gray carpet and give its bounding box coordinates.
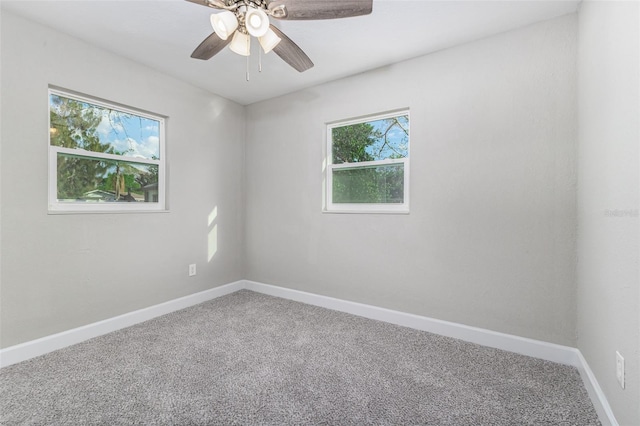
[1,290,600,425]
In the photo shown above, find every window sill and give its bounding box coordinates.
[48,208,169,215]
[323,209,410,215]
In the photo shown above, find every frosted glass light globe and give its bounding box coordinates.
[245,7,269,38]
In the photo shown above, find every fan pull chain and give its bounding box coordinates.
[246,35,251,81]
[246,54,250,81]
[259,47,262,73]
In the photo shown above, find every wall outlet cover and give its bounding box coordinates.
[189,264,197,277]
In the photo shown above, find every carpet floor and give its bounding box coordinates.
[1,290,600,425]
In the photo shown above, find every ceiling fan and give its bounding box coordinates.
[186,0,373,73]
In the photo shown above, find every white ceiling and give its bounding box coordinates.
[1,0,579,105]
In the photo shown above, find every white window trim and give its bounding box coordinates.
[48,88,166,214]
[325,109,410,214]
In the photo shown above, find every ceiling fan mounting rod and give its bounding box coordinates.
[232,0,286,18]
[204,0,237,10]
[244,0,268,10]
[212,0,267,11]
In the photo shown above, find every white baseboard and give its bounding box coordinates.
[243,280,578,365]
[0,280,244,368]
[0,278,617,426]
[575,351,619,426]
[243,280,618,426]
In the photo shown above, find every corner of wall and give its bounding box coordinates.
[576,1,640,425]
[240,104,248,279]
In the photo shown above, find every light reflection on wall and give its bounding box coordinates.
[208,206,218,262]
[322,157,327,210]
[208,98,226,120]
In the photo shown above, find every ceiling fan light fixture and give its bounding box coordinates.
[244,7,270,38]
[229,30,251,56]
[258,28,281,54]
[210,11,238,40]
[187,0,373,73]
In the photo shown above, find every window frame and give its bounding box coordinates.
[48,87,167,214]
[325,109,410,214]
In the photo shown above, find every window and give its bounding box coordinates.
[325,110,410,213]
[48,88,165,213]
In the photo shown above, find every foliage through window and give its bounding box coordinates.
[48,88,165,212]
[326,110,409,213]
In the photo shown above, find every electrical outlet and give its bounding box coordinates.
[188,264,196,277]
[616,351,625,389]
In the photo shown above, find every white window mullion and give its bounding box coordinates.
[51,146,160,166]
[330,158,405,170]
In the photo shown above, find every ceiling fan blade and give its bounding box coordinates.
[191,32,231,60]
[269,25,314,72]
[268,0,372,20]
[185,0,226,9]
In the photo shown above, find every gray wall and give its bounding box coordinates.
[245,15,578,346]
[2,5,638,423]
[577,2,640,425]
[0,11,245,348]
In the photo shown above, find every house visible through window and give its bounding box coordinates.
[326,110,410,213]
[48,88,166,212]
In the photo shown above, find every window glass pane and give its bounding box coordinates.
[56,153,159,203]
[50,93,160,160]
[332,163,404,204]
[332,115,409,164]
